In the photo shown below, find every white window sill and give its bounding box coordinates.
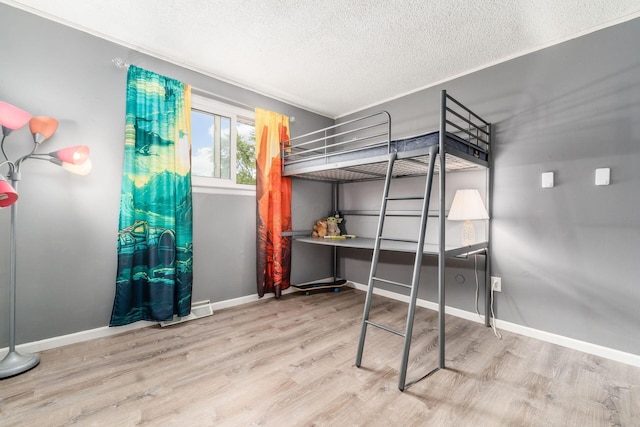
[192,181,256,196]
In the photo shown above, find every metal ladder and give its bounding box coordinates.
[355,144,439,391]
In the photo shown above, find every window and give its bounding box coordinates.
[190,95,256,193]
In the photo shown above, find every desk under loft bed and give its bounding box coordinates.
[281,90,492,390]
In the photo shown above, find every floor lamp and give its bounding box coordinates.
[0,101,91,378]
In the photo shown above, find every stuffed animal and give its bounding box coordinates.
[326,216,342,236]
[312,215,344,238]
[312,218,328,238]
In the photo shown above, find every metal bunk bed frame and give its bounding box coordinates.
[281,90,492,391]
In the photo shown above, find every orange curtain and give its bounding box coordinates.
[256,109,291,298]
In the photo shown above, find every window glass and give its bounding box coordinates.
[236,118,256,185]
[191,110,214,177]
[190,95,255,193]
[191,109,232,179]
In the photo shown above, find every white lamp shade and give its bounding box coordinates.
[447,189,489,221]
[60,158,92,175]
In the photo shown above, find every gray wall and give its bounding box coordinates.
[340,19,640,355]
[2,3,638,358]
[0,3,332,346]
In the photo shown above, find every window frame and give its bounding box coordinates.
[190,95,256,196]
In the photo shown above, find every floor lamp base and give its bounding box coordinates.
[0,350,40,379]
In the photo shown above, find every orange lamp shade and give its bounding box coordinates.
[0,101,32,131]
[30,116,58,143]
[50,145,90,165]
[0,177,18,207]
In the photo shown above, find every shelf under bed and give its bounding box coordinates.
[294,236,487,258]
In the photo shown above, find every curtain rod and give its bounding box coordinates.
[112,57,257,113]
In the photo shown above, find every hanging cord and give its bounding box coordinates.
[473,255,483,320]
[474,253,501,338]
[490,282,502,339]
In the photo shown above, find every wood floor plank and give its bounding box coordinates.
[1,289,638,426]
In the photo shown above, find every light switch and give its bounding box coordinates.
[595,168,610,186]
[541,172,554,188]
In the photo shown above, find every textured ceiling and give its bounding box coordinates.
[3,0,640,118]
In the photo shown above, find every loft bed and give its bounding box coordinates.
[281,90,492,390]
[281,91,490,255]
[282,104,488,182]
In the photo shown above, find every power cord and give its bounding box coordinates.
[474,254,501,338]
[490,278,502,339]
[473,255,482,320]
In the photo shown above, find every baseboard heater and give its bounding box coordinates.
[159,299,214,327]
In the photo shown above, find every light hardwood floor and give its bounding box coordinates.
[1,289,638,426]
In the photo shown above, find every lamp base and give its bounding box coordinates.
[0,350,40,379]
[461,220,476,246]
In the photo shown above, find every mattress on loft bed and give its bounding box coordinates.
[283,130,487,174]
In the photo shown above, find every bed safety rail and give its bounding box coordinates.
[281,111,391,171]
[443,93,491,153]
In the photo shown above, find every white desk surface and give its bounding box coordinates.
[294,236,487,258]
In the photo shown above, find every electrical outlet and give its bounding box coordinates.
[491,276,502,292]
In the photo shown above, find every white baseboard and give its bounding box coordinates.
[211,285,297,311]
[349,281,640,368]
[0,320,158,358]
[493,319,640,367]
[350,282,485,324]
[3,282,639,368]
[0,286,297,359]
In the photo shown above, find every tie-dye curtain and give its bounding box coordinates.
[256,109,291,298]
[110,66,193,326]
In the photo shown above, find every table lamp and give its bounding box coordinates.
[447,189,489,246]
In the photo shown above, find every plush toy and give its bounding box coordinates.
[312,215,344,238]
[326,216,342,236]
[333,211,347,235]
[312,219,328,238]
